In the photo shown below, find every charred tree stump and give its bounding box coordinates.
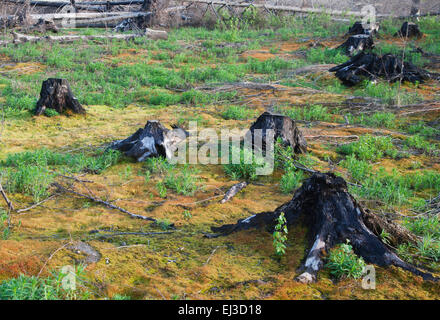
[249,112,307,154]
[396,22,423,38]
[329,52,431,86]
[336,34,374,56]
[35,78,85,116]
[209,173,437,283]
[29,18,59,33]
[347,21,378,36]
[110,120,188,161]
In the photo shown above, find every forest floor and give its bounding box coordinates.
[0,15,440,299]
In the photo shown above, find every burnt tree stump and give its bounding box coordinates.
[396,22,423,38]
[347,21,379,36]
[337,34,374,56]
[249,112,307,154]
[110,120,188,161]
[208,172,437,283]
[29,19,59,33]
[329,52,431,86]
[35,79,85,116]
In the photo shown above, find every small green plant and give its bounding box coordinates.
[223,146,266,181]
[156,181,167,198]
[273,212,288,257]
[0,209,10,240]
[164,165,199,196]
[43,109,60,117]
[325,240,366,280]
[183,210,192,220]
[280,170,304,194]
[380,229,391,246]
[156,218,173,230]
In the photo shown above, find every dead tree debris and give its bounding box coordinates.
[67,241,101,264]
[29,18,59,33]
[35,78,85,116]
[220,182,248,204]
[337,34,374,56]
[396,22,423,38]
[249,112,307,154]
[208,172,437,283]
[110,120,188,161]
[329,52,431,86]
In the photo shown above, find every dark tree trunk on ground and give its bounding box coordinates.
[110,120,188,161]
[347,21,378,36]
[249,112,307,154]
[396,22,423,38]
[329,52,431,86]
[28,18,59,33]
[337,34,374,56]
[35,78,85,116]
[208,173,437,283]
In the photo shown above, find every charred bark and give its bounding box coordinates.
[110,120,188,162]
[249,112,307,154]
[329,52,431,86]
[28,18,59,33]
[208,172,437,283]
[35,78,85,116]
[346,21,378,36]
[336,34,374,56]
[396,22,423,38]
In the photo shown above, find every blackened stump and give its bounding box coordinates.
[329,52,431,86]
[337,34,374,56]
[110,120,188,162]
[347,21,378,36]
[249,112,307,154]
[35,78,85,116]
[209,173,437,283]
[396,22,423,38]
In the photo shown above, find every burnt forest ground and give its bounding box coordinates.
[0,13,440,299]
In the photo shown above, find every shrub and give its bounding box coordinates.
[325,241,366,280]
[273,212,288,257]
[223,146,266,181]
[164,165,199,196]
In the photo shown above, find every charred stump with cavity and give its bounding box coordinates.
[110,120,188,161]
[208,172,437,283]
[396,22,423,38]
[35,78,85,116]
[337,34,374,56]
[249,112,307,154]
[329,52,431,86]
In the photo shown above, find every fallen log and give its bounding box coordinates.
[249,112,307,154]
[208,172,437,283]
[3,0,144,7]
[0,183,14,211]
[11,29,163,44]
[181,0,391,18]
[220,182,248,204]
[35,78,85,116]
[329,52,432,86]
[336,34,374,56]
[110,120,188,161]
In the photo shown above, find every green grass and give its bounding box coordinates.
[337,135,397,162]
[279,104,333,122]
[306,48,347,65]
[280,170,304,194]
[0,266,90,300]
[223,146,266,181]
[222,105,255,120]
[164,165,200,196]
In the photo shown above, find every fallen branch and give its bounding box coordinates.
[0,182,14,211]
[53,182,157,222]
[16,194,58,214]
[220,182,248,204]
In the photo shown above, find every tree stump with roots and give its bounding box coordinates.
[396,22,423,38]
[347,21,378,36]
[110,120,188,161]
[208,172,437,283]
[35,78,85,116]
[337,35,374,56]
[249,112,307,154]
